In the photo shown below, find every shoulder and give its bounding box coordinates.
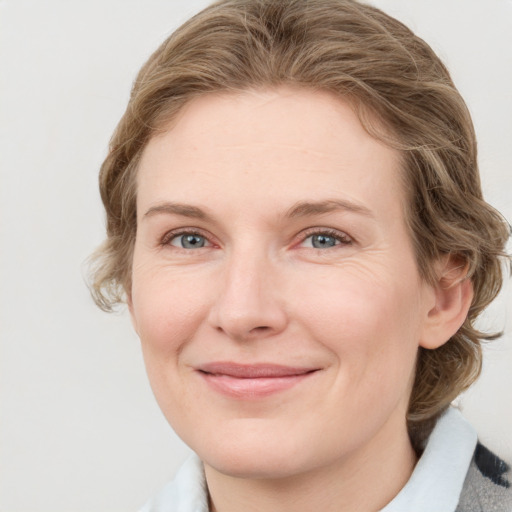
[457,443,512,512]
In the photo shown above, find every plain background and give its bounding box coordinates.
[1,1,511,510]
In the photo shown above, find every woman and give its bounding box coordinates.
[89,0,511,510]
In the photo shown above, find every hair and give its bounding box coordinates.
[89,0,510,450]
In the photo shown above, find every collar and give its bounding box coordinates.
[140,408,476,512]
[380,407,477,512]
[138,455,209,512]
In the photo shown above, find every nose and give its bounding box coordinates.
[207,250,288,341]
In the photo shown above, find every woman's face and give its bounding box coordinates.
[130,88,437,479]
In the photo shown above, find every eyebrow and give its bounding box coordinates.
[143,203,209,220]
[285,199,374,219]
[143,199,373,221]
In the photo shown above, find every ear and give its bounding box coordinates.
[419,255,474,350]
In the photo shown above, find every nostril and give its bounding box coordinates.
[208,297,288,340]
[252,326,271,332]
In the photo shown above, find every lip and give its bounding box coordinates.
[196,362,320,399]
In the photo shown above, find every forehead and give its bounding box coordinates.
[137,87,405,222]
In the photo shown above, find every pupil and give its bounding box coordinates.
[182,235,205,248]
[312,234,336,248]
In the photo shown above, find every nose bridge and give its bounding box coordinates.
[208,243,287,339]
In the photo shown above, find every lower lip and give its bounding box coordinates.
[199,372,316,399]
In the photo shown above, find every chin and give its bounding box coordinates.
[204,449,311,480]
[207,433,353,482]
[187,427,316,480]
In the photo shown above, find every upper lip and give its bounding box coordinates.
[197,362,319,378]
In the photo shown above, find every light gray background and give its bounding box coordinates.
[1,1,511,511]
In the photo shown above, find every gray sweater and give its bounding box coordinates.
[456,443,512,512]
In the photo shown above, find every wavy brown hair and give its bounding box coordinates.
[89,0,510,449]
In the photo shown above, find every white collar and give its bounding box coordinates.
[139,455,209,512]
[380,407,477,512]
[140,408,476,512]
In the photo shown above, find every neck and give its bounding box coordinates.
[204,417,417,512]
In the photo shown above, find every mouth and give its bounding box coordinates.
[196,362,320,398]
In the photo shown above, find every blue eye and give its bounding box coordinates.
[309,234,338,248]
[170,233,208,249]
[312,234,337,248]
[301,230,351,249]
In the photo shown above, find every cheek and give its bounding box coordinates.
[130,268,213,428]
[130,265,212,358]
[291,263,423,377]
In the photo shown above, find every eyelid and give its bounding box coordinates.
[296,227,353,247]
[160,227,216,247]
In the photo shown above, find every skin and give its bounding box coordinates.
[129,88,472,512]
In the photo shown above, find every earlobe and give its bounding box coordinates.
[419,256,474,350]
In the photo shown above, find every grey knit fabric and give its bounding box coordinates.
[456,444,512,512]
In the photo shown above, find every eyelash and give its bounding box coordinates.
[298,228,353,248]
[159,227,353,250]
[160,228,213,248]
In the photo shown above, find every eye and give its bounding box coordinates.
[167,232,211,249]
[300,230,352,249]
